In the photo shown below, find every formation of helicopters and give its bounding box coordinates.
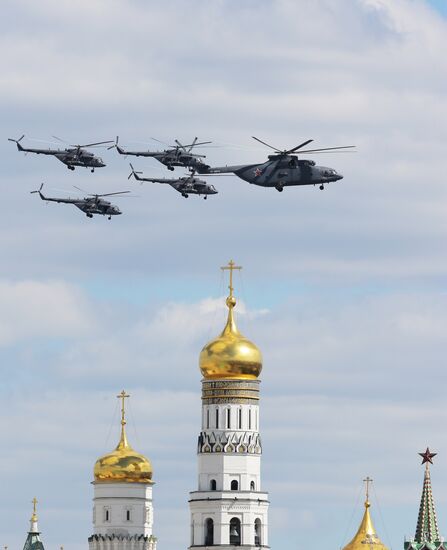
[9,133,355,219]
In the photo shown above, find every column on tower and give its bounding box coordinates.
[189,261,269,550]
[89,391,157,550]
[405,448,446,550]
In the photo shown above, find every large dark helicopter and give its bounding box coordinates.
[198,137,355,191]
[128,164,218,199]
[8,135,113,172]
[31,184,129,219]
[110,136,212,172]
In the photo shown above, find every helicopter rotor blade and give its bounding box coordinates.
[77,140,114,148]
[89,191,131,197]
[52,135,70,145]
[286,139,314,154]
[150,137,175,148]
[107,136,120,150]
[295,145,356,153]
[251,136,282,152]
[73,185,87,193]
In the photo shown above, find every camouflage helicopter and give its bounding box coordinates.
[31,184,129,219]
[128,163,218,199]
[199,137,355,191]
[110,136,212,172]
[8,135,113,172]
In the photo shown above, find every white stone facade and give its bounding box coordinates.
[89,482,157,550]
[189,380,269,550]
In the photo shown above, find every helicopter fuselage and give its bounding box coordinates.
[204,154,343,190]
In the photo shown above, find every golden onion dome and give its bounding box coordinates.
[343,486,388,550]
[199,261,262,380]
[94,391,153,484]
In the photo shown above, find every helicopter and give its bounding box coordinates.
[8,135,113,172]
[110,136,212,172]
[128,163,218,199]
[198,137,355,191]
[31,184,129,219]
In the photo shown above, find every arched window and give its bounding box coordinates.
[227,408,231,429]
[250,481,255,491]
[229,517,241,546]
[215,408,219,429]
[210,479,217,491]
[254,519,261,546]
[231,479,239,491]
[205,518,214,546]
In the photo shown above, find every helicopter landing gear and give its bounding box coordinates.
[68,165,75,171]
[319,184,324,190]
[182,193,189,198]
[86,213,93,218]
[275,184,284,192]
[108,216,112,220]
[203,196,207,200]
[91,168,95,173]
[168,166,174,171]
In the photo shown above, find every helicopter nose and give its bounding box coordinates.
[335,172,343,181]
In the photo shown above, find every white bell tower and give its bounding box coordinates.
[89,391,157,550]
[189,261,269,550]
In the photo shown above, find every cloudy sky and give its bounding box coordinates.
[1,0,447,549]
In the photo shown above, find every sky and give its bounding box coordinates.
[1,0,447,549]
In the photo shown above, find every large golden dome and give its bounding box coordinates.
[94,391,153,484]
[199,262,262,380]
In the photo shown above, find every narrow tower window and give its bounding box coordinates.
[254,519,261,546]
[210,479,217,491]
[104,508,110,522]
[205,518,214,546]
[248,409,252,430]
[229,518,241,546]
[126,509,131,521]
[215,408,219,429]
[207,409,210,429]
[238,408,242,429]
[231,479,239,491]
[227,408,231,429]
[250,481,255,491]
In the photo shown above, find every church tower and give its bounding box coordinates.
[89,391,157,550]
[342,478,388,550]
[189,261,269,549]
[405,448,445,550]
[22,498,45,550]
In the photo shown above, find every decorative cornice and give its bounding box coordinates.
[197,430,262,454]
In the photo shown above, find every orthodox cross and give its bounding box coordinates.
[32,497,38,515]
[117,390,130,427]
[363,476,373,501]
[221,260,242,297]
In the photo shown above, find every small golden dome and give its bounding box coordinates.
[199,264,262,380]
[343,486,388,550]
[94,391,153,484]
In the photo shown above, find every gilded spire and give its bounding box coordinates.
[199,260,262,380]
[342,478,389,550]
[23,498,44,550]
[117,390,130,449]
[414,448,440,544]
[29,498,39,534]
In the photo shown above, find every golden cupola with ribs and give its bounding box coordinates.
[199,260,262,380]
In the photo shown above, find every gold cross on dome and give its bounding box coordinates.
[117,390,130,426]
[221,260,242,297]
[363,477,373,501]
[32,497,38,514]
